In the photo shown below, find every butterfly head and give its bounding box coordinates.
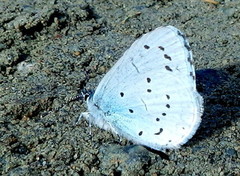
[80,88,94,101]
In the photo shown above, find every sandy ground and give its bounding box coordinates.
[0,0,239,175]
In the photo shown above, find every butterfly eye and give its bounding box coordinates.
[79,89,94,101]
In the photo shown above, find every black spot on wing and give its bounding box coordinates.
[147,89,152,93]
[165,66,172,72]
[158,46,165,51]
[154,128,163,135]
[144,45,150,49]
[166,95,170,99]
[147,77,151,83]
[164,54,172,61]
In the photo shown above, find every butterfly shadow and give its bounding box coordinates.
[193,66,239,147]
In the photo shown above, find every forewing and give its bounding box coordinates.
[89,26,203,150]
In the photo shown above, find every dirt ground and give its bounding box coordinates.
[0,0,239,175]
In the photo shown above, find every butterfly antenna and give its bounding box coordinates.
[89,115,92,135]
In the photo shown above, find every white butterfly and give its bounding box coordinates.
[80,26,203,151]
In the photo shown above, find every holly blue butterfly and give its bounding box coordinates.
[80,26,203,151]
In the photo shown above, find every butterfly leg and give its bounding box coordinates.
[76,112,93,135]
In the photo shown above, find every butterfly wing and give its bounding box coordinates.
[87,26,203,151]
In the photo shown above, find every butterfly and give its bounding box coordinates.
[79,26,203,151]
